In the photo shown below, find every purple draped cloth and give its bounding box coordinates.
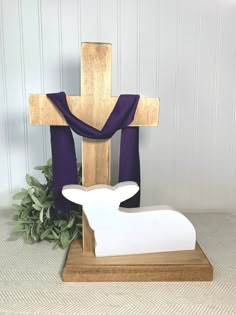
[47,92,140,210]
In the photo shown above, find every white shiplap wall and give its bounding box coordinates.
[0,0,236,213]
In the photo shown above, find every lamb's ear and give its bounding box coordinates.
[115,181,139,203]
[62,185,87,205]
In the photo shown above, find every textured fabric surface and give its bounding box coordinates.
[0,210,236,315]
[48,92,141,209]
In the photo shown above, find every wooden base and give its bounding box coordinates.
[63,240,213,282]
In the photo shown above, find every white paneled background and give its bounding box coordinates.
[0,0,236,213]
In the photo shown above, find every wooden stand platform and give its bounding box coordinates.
[63,240,213,282]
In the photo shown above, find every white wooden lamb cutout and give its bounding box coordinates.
[62,182,196,257]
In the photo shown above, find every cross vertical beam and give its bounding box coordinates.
[81,43,112,253]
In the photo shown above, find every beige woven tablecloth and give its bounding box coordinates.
[0,210,235,315]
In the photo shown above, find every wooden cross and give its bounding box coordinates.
[29,42,159,255]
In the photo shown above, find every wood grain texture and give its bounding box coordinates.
[29,95,159,127]
[28,44,158,128]
[29,44,159,128]
[63,240,213,282]
[80,43,112,253]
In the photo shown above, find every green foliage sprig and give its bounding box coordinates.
[12,159,82,248]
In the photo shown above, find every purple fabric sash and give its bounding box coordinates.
[47,92,140,210]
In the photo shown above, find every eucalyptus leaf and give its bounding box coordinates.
[25,225,31,240]
[42,166,50,178]
[13,191,28,200]
[43,201,53,208]
[46,207,50,219]
[32,204,41,211]
[12,204,24,211]
[14,223,25,231]
[36,223,41,235]
[12,159,82,248]
[54,227,60,234]
[31,176,43,188]
[32,235,39,242]
[60,230,70,248]
[34,166,44,170]
[67,217,75,229]
[70,226,79,241]
[18,219,33,224]
[78,164,82,178]
[47,159,52,166]
[26,174,32,186]
[52,230,59,239]
[31,195,43,207]
[31,225,36,237]
[39,208,44,223]
[53,220,60,227]
[22,196,32,204]
[28,187,35,194]
[40,229,51,240]
[47,235,57,240]
[58,220,67,227]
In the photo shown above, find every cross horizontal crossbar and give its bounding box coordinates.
[29,95,159,128]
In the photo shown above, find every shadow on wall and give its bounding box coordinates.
[47,59,82,95]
